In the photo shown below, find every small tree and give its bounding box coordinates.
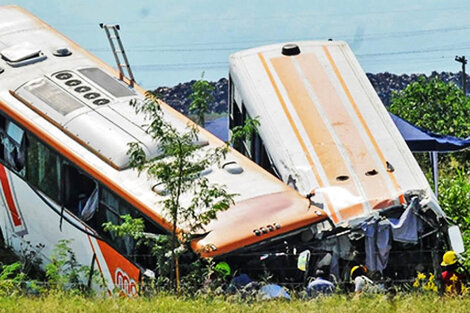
[126,91,235,290]
[230,115,260,150]
[389,76,470,138]
[189,72,214,126]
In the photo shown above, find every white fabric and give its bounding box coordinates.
[80,187,98,221]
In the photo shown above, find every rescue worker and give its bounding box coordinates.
[203,261,232,292]
[214,261,231,277]
[306,269,335,297]
[441,250,468,294]
[350,265,375,294]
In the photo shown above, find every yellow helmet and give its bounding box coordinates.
[441,251,457,266]
[350,265,367,278]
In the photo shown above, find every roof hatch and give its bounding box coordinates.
[0,42,46,67]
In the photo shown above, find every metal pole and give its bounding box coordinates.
[431,151,439,198]
[455,55,467,95]
[464,61,466,95]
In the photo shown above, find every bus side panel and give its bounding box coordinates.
[0,164,142,294]
[93,238,141,297]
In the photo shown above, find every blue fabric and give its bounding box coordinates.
[307,278,335,296]
[259,284,291,300]
[389,197,421,244]
[362,219,392,272]
[204,117,229,142]
[230,274,252,289]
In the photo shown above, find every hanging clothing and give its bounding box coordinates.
[313,236,354,279]
[389,197,421,244]
[80,187,99,222]
[362,218,392,272]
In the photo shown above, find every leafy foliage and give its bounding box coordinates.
[103,215,175,291]
[0,262,26,296]
[45,239,99,293]
[0,241,44,296]
[189,72,214,126]
[103,214,145,240]
[127,91,236,289]
[128,91,234,236]
[389,76,470,138]
[438,167,470,267]
[230,115,260,148]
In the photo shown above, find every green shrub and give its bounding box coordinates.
[438,167,470,266]
[45,239,100,293]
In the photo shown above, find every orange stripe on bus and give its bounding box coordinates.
[297,53,391,207]
[322,46,405,204]
[258,53,340,223]
[270,56,364,220]
[86,235,107,289]
[86,235,113,296]
[0,165,22,226]
[0,99,174,233]
[339,203,367,221]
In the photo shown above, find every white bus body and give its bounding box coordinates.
[229,41,459,281]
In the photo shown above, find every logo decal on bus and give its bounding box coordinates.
[115,268,137,296]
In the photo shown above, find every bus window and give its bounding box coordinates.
[253,133,262,164]
[91,187,165,269]
[0,118,26,176]
[240,106,255,158]
[94,188,138,258]
[229,91,243,130]
[63,163,97,220]
[25,134,61,201]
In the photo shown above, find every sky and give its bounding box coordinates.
[2,1,470,89]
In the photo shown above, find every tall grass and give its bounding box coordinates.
[0,293,469,313]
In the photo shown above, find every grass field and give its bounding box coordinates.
[0,293,469,313]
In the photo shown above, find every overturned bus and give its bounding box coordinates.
[218,40,465,285]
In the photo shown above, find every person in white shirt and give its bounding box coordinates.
[350,265,374,294]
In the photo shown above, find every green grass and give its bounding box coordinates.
[0,293,469,313]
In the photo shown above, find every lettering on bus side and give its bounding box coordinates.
[115,267,137,297]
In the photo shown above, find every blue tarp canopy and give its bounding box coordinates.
[205,115,470,153]
[389,113,470,152]
[205,117,229,142]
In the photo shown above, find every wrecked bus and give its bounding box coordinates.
[0,6,332,294]
[226,41,464,284]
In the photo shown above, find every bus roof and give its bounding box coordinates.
[229,41,442,226]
